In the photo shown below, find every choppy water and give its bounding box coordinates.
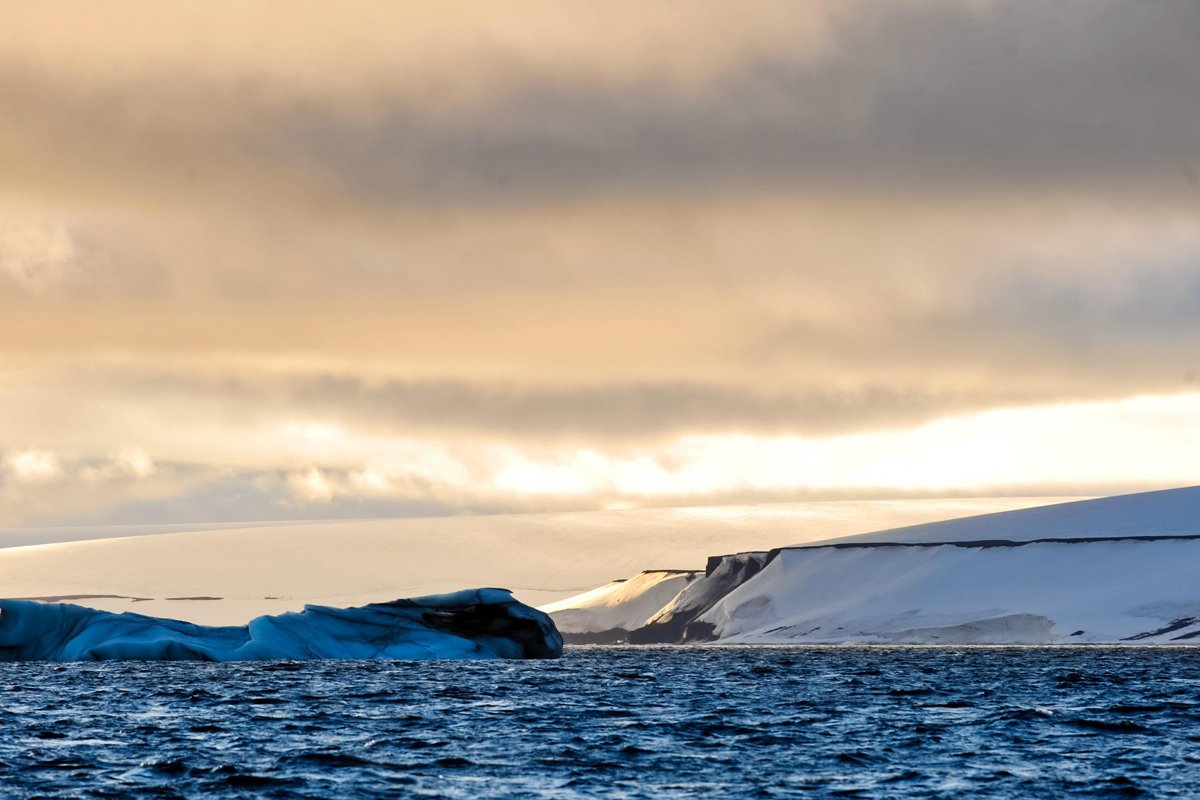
[4,647,1200,798]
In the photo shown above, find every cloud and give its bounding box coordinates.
[288,0,1199,201]
[10,391,1200,528]
[114,447,156,478]
[5,365,1045,442]
[0,219,80,294]
[0,1,1198,524]
[0,1,836,98]
[755,252,1200,393]
[264,376,1044,439]
[5,449,61,483]
[287,467,334,504]
[25,469,463,527]
[1,0,1196,219]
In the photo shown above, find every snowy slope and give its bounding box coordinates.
[693,487,1200,644]
[631,552,771,644]
[548,487,1200,644]
[700,538,1200,644]
[0,497,1058,625]
[541,571,698,638]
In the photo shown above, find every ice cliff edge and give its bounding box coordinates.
[0,588,563,662]
[546,487,1200,644]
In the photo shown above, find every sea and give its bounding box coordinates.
[4,646,1199,798]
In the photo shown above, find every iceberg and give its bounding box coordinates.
[0,588,563,662]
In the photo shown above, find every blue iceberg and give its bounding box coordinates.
[0,588,563,662]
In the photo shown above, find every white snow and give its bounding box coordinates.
[0,497,1065,625]
[636,551,770,640]
[547,486,1200,644]
[541,571,697,634]
[700,538,1200,644]
[691,486,1200,644]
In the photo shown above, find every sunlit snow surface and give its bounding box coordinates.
[0,589,562,662]
[706,538,1200,644]
[547,487,1200,644]
[540,571,698,635]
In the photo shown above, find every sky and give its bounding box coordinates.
[1,0,1199,526]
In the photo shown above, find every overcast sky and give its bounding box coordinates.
[2,0,1199,526]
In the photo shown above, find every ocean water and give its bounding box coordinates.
[4,647,1200,798]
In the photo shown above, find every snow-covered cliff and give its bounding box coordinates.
[547,486,1200,644]
[702,538,1200,643]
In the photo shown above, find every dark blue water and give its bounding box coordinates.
[4,647,1200,798]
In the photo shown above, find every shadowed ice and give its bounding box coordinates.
[0,589,562,662]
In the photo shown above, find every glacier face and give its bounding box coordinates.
[0,589,563,662]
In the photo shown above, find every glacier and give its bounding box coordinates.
[539,570,700,643]
[0,588,563,662]
[546,486,1200,645]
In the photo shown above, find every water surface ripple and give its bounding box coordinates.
[4,646,1200,798]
